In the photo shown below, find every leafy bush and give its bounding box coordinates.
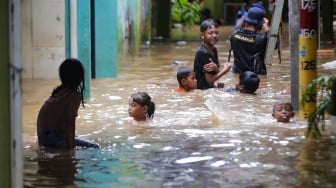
[301,75,336,138]
[171,0,201,26]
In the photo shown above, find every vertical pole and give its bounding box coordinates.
[77,0,91,99]
[70,0,78,58]
[0,0,11,187]
[298,0,318,119]
[65,0,91,99]
[90,0,96,78]
[9,0,23,187]
[317,0,320,49]
[65,0,71,58]
[289,0,300,111]
[327,79,336,116]
[94,0,117,78]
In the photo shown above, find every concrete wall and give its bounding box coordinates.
[117,0,151,56]
[22,0,65,79]
[21,0,33,79]
[21,0,151,79]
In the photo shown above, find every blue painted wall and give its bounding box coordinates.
[94,0,117,78]
[65,0,151,80]
[77,0,91,99]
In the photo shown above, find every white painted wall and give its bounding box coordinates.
[21,0,65,79]
[21,0,32,79]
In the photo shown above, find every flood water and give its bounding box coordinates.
[23,34,336,187]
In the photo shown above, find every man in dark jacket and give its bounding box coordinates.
[230,6,270,75]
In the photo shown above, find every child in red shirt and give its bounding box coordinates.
[174,67,197,92]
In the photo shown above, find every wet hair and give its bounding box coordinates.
[239,71,260,94]
[131,92,155,120]
[200,19,218,32]
[176,67,194,85]
[272,99,293,112]
[52,58,85,107]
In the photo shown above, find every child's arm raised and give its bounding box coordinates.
[205,63,231,86]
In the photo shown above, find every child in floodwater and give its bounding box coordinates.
[37,58,99,149]
[193,18,231,89]
[272,99,295,123]
[128,92,155,122]
[235,71,260,94]
[174,67,197,93]
[224,71,260,94]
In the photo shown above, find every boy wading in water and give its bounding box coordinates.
[235,71,260,94]
[174,67,197,93]
[194,19,231,90]
[272,100,295,123]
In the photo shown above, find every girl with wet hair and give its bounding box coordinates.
[55,58,85,107]
[37,58,99,149]
[128,92,155,122]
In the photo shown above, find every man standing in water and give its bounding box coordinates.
[234,0,264,30]
[194,19,231,90]
[230,6,270,75]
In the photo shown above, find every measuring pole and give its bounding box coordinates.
[264,0,284,65]
[298,0,318,119]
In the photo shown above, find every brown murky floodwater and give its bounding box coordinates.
[23,28,336,187]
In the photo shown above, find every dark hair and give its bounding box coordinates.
[200,19,218,32]
[131,92,155,120]
[52,58,85,107]
[239,71,260,94]
[176,67,193,85]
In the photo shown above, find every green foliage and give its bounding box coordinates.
[301,75,336,139]
[171,0,201,26]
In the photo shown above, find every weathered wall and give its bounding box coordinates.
[21,0,65,79]
[21,0,151,79]
[117,0,151,56]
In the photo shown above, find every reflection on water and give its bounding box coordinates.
[23,40,336,187]
[24,148,78,187]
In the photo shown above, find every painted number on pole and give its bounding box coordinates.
[301,0,317,10]
[301,60,316,70]
[300,29,317,39]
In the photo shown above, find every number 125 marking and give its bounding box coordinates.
[301,60,316,70]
